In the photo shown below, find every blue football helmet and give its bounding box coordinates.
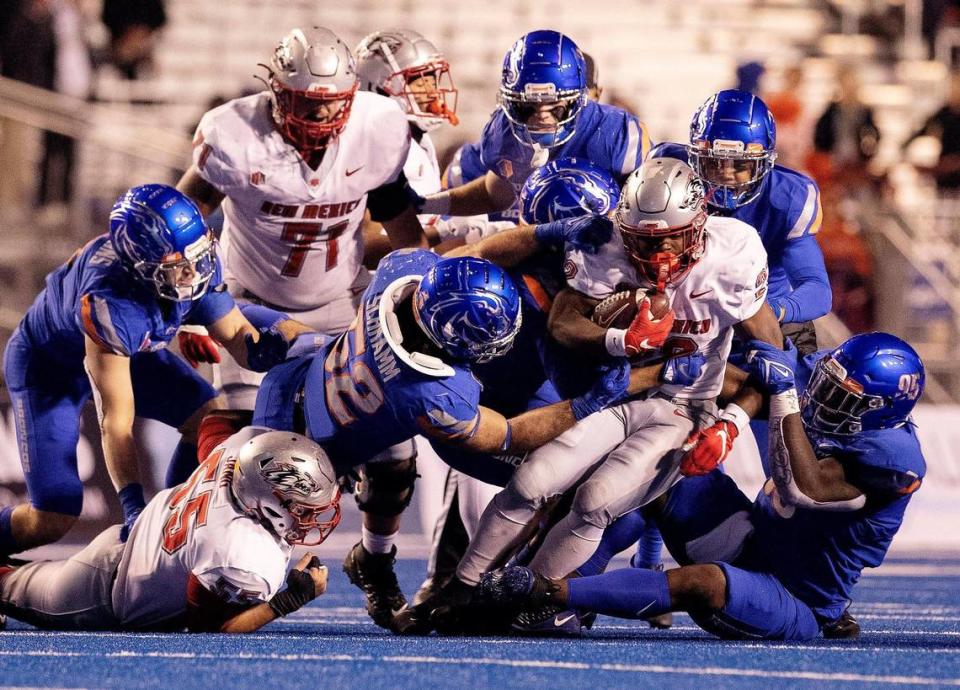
[413,257,522,363]
[519,157,619,224]
[688,89,777,210]
[802,332,925,436]
[499,30,587,149]
[109,184,217,302]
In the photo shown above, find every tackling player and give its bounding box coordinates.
[481,332,925,640]
[403,158,784,634]
[0,413,340,632]
[0,185,299,562]
[418,31,650,220]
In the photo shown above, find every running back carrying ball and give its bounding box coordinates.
[591,289,670,329]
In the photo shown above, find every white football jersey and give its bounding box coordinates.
[565,215,769,398]
[405,132,441,197]
[192,91,411,310]
[112,427,291,629]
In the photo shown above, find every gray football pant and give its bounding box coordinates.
[456,395,715,584]
[0,525,123,630]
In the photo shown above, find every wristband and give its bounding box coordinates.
[719,403,751,433]
[769,388,801,418]
[605,328,628,357]
[420,191,452,215]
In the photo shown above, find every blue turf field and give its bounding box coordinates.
[2,556,960,689]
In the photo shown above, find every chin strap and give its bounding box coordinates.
[377,276,455,378]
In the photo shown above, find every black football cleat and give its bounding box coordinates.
[822,609,861,639]
[343,542,407,630]
[512,604,585,636]
[393,577,477,636]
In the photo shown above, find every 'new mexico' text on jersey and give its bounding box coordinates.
[192,91,411,310]
[112,426,291,629]
[565,216,768,398]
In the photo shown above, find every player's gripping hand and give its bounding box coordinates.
[745,339,798,395]
[535,216,613,255]
[178,332,221,368]
[268,554,328,618]
[660,352,706,386]
[679,420,738,476]
[624,298,675,356]
[571,359,631,421]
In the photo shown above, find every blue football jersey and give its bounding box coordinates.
[651,142,829,324]
[290,249,484,464]
[480,101,650,191]
[19,235,234,364]
[747,423,925,622]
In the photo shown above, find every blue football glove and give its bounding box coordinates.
[245,328,290,373]
[534,216,612,255]
[660,352,706,386]
[744,338,799,394]
[571,359,631,421]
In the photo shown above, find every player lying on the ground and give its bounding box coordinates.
[480,332,926,640]
[397,158,783,635]
[0,185,309,562]
[0,411,340,632]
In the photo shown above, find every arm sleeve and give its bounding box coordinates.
[76,292,142,356]
[412,376,482,443]
[367,170,416,222]
[446,141,486,187]
[772,234,831,323]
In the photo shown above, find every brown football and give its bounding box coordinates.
[591,289,670,329]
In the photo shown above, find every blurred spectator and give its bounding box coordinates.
[0,0,55,211]
[763,65,810,170]
[583,52,602,102]
[735,60,765,94]
[903,69,960,192]
[38,0,92,209]
[813,65,880,193]
[101,0,166,79]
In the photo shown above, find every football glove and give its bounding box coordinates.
[679,420,738,476]
[178,332,221,368]
[745,339,798,395]
[660,352,706,386]
[625,299,675,356]
[571,359,631,421]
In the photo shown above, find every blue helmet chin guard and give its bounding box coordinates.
[109,184,217,302]
[499,30,587,149]
[413,257,522,364]
[520,157,619,224]
[801,332,925,436]
[688,89,777,211]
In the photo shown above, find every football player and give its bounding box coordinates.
[0,185,303,562]
[175,26,429,415]
[249,234,689,631]
[404,158,784,634]
[0,412,340,632]
[481,332,926,641]
[419,31,651,220]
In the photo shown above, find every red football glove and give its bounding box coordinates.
[624,298,675,356]
[178,332,221,368]
[679,420,739,476]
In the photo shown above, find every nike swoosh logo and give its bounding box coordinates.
[634,601,656,617]
[554,613,578,627]
[345,166,364,176]
[690,289,713,299]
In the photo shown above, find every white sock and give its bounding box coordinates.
[362,527,397,555]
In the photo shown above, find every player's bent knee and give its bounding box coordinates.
[16,506,77,546]
[490,483,540,524]
[570,481,619,530]
[667,564,727,611]
[355,457,418,517]
[179,397,225,440]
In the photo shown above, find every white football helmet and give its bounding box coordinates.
[355,29,458,132]
[264,27,359,155]
[231,429,341,545]
[615,158,707,289]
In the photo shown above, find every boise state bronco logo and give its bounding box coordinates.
[503,38,525,89]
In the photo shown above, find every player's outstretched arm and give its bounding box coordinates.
[83,336,146,537]
[420,171,515,216]
[206,306,314,372]
[547,288,609,357]
[176,165,225,217]
[443,224,537,266]
[381,206,430,251]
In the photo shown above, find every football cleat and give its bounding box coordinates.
[822,609,861,639]
[477,566,558,607]
[392,577,476,636]
[512,604,584,636]
[343,542,407,630]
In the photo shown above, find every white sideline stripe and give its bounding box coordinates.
[0,650,957,685]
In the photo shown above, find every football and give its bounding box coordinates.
[591,289,670,329]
